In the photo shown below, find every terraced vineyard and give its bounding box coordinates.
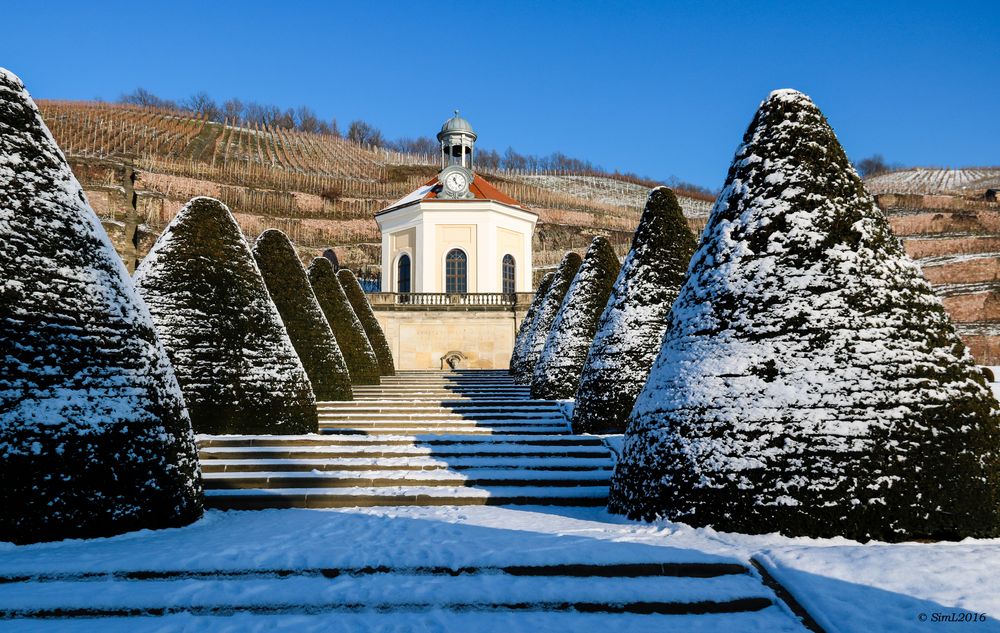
[867,167,1000,195]
[36,100,714,278]
[32,100,1000,363]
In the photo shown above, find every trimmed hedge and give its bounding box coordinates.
[572,187,697,433]
[252,230,353,401]
[338,269,395,376]
[135,197,318,435]
[509,273,555,375]
[0,68,202,544]
[608,89,1000,541]
[309,257,380,385]
[513,251,583,385]
[531,237,620,400]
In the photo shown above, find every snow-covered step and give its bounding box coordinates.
[203,484,611,508]
[199,456,616,473]
[318,399,561,408]
[0,572,775,617]
[199,446,611,461]
[319,425,569,436]
[318,401,561,408]
[317,419,567,429]
[317,411,564,420]
[5,610,809,630]
[318,411,565,421]
[350,390,532,397]
[319,420,566,435]
[377,377,521,383]
[198,434,601,447]
[202,468,612,489]
[353,394,534,401]
[352,384,528,389]
[198,447,609,461]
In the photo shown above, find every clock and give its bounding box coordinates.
[444,171,468,193]
[438,165,472,198]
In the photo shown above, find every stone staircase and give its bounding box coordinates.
[0,371,810,627]
[200,370,615,510]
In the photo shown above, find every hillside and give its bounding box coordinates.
[34,100,1000,363]
[35,100,713,279]
[866,167,1000,195]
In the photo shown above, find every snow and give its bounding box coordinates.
[202,455,615,470]
[533,238,619,400]
[866,167,1000,195]
[385,183,435,209]
[513,173,715,219]
[133,197,317,434]
[573,187,696,433]
[518,252,582,384]
[2,506,998,632]
[0,508,741,575]
[0,67,201,542]
[0,611,803,632]
[758,541,1000,632]
[204,485,609,499]
[610,88,1000,541]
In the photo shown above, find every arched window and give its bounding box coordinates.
[502,254,516,294]
[396,253,411,294]
[445,249,467,294]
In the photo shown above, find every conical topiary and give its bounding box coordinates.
[532,238,620,400]
[322,248,340,271]
[0,68,202,544]
[135,197,317,435]
[253,231,353,400]
[309,257,380,385]
[509,273,555,375]
[515,251,583,385]
[338,269,395,376]
[608,89,1000,541]
[573,188,697,433]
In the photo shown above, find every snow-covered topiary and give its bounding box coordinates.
[338,269,395,376]
[514,252,583,385]
[134,197,317,435]
[0,68,202,544]
[532,238,620,400]
[608,89,1000,541]
[509,273,555,376]
[308,257,380,385]
[572,188,697,433]
[252,230,353,401]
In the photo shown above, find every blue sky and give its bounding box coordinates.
[2,0,997,190]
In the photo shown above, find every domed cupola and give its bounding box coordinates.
[437,110,476,171]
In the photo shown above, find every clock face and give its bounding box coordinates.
[445,171,468,192]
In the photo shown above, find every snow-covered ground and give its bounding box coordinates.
[865,168,1000,195]
[513,174,715,218]
[2,506,998,632]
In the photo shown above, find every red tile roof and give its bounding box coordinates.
[381,173,526,214]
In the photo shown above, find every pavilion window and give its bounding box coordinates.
[445,249,468,294]
[396,253,411,294]
[502,254,516,294]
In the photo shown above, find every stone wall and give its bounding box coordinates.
[879,193,1000,365]
[371,294,532,370]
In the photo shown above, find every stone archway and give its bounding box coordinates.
[441,350,468,370]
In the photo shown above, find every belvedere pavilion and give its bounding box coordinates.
[369,113,537,370]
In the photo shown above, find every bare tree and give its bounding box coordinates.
[346,120,385,147]
[119,88,178,110]
[388,136,437,155]
[222,98,244,124]
[183,92,221,121]
[856,154,893,178]
[295,106,321,133]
